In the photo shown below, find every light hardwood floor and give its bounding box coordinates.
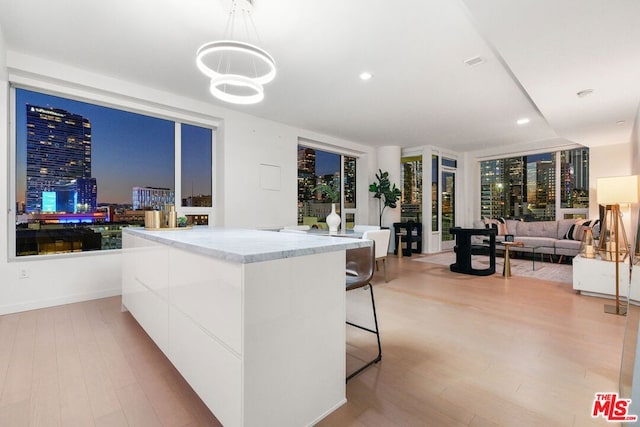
[0,255,626,426]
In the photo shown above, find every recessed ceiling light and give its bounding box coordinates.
[616,120,626,125]
[359,72,373,81]
[577,89,594,98]
[464,56,485,67]
[517,118,530,125]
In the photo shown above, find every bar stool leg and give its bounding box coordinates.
[346,284,382,382]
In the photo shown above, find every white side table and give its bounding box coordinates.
[573,255,636,301]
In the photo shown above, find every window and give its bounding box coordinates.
[480,147,588,221]
[400,155,422,222]
[13,88,215,257]
[297,145,356,229]
[560,147,589,209]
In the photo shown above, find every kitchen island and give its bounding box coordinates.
[121,227,370,427]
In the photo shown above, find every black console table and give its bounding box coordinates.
[393,222,422,256]
[449,227,496,276]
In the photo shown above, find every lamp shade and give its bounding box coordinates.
[596,175,640,205]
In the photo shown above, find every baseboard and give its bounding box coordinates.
[0,288,122,315]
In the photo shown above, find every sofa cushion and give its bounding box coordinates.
[556,239,582,256]
[555,239,581,250]
[556,219,576,240]
[505,219,521,235]
[513,236,557,248]
[563,218,600,241]
[514,221,557,238]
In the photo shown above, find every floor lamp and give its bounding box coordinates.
[597,176,640,316]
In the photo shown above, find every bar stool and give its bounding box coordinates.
[345,243,382,382]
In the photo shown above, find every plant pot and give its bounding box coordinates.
[326,203,341,235]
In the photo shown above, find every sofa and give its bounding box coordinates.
[472,218,600,259]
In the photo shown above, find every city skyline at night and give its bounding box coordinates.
[16,89,212,207]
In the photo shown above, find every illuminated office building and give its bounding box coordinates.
[26,105,96,213]
[535,160,556,219]
[343,156,357,208]
[560,147,589,208]
[132,186,175,210]
[401,157,422,222]
[297,147,316,203]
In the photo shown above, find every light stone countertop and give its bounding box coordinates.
[123,226,371,264]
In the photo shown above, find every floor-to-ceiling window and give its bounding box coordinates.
[297,145,356,229]
[12,87,215,257]
[480,147,589,220]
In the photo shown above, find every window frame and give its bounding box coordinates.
[8,82,219,260]
[296,140,360,229]
[478,146,589,221]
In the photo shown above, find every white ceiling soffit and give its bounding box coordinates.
[1,0,633,151]
[461,0,640,148]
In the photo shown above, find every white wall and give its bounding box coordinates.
[632,102,640,175]
[588,142,631,218]
[0,24,6,80]
[0,50,375,315]
[223,118,376,229]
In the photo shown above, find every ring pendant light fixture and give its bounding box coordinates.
[196,0,276,105]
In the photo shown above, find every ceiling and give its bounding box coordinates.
[1,0,639,152]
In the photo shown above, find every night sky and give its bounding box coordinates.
[314,150,340,176]
[16,89,212,205]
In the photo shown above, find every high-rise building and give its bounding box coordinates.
[297,147,316,203]
[75,177,98,212]
[536,160,556,219]
[560,148,589,208]
[505,157,526,218]
[480,158,506,218]
[401,157,422,222]
[132,186,175,210]
[297,147,315,174]
[343,156,357,208]
[26,105,95,213]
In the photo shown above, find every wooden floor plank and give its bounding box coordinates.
[0,255,626,426]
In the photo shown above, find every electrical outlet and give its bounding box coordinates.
[18,267,29,279]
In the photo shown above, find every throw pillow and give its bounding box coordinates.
[484,218,507,236]
[564,219,599,241]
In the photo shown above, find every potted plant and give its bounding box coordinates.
[312,180,341,234]
[369,169,401,227]
[312,181,340,204]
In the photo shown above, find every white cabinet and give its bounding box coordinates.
[169,304,242,426]
[122,233,170,353]
[122,229,357,427]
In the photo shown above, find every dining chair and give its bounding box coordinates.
[353,224,381,233]
[345,243,382,382]
[362,229,391,282]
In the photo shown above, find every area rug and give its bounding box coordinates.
[412,251,573,284]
